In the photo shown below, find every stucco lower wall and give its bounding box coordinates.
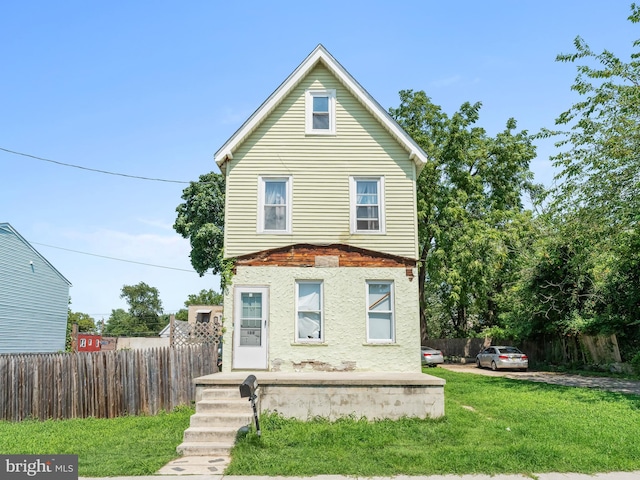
[222,265,421,373]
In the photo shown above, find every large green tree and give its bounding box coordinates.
[546,4,640,229]
[533,4,640,358]
[174,172,231,289]
[390,91,538,339]
[103,282,164,335]
[102,308,135,336]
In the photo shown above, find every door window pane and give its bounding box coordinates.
[240,292,262,346]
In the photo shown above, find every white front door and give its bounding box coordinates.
[232,286,268,370]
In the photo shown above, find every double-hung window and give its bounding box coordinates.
[366,281,395,343]
[258,176,292,233]
[350,176,385,233]
[295,280,323,342]
[305,89,336,134]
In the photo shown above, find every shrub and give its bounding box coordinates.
[629,351,640,375]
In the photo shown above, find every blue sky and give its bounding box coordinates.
[1,1,637,320]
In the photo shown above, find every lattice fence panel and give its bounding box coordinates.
[170,318,222,348]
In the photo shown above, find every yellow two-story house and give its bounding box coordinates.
[216,45,428,373]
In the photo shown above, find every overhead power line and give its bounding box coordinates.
[31,241,214,275]
[0,146,196,184]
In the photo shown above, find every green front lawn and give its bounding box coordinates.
[226,369,640,476]
[1,369,639,477]
[0,405,193,477]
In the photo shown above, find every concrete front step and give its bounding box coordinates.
[182,426,240,443]
[190,411,253,427]
[201,387,240,399]
[196,399,252,414]
[177,386,256,458]
[176,441,235,457]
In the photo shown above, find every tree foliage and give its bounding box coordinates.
[521,4,640,360]
[65,307,96,351]
[103,282,165,336]
[102,308,136,336]
[390,91,537,339]
[185,288,223,306]
[174,172,232,289]
[546,4,640,230]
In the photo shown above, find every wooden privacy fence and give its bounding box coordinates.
[0,344,218,422]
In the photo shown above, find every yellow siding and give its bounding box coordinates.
[224,64,418,259]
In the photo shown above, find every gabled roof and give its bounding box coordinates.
[214,44,429,173]
[0,222,72,286]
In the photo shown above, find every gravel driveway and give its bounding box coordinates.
[439,363,640,396]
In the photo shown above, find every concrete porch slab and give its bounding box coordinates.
[193,372,445,420]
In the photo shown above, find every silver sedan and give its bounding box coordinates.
[421,346,444,367]
[476,346,528,371]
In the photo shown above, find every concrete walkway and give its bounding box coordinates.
[81,472,640,479]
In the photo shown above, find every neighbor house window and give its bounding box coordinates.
[305,89,336,134]
[366,281,394,343]
[296,281,323,342]
[258,176,292,233]
[196,310,211,323]
[350,177,385,233]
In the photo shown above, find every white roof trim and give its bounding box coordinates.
[214,44,429,173]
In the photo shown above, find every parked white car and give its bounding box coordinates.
[476,346,528,371]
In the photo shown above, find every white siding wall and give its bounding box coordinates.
[222,264,421,373]
[224,64,419,259]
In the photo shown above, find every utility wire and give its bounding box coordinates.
[0,146,200,184]
[31,241,214,275]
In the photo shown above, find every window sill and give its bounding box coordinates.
[305,131,336,136]
[363,342,398,346]
[291,342,328,346]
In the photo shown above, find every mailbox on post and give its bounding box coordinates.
[239,375,261,436]
[239,374,258,399]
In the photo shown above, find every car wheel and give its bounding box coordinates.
[491,361,497,371]
[476,358,481,369]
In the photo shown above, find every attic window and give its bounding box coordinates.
[306,89,336,135]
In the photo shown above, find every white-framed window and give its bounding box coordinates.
[80,338,86,348]
[305,89,336,135]
[295,280,323,342]
[350,176,385,233]
[258,176,292,233]
[366,281,395,343]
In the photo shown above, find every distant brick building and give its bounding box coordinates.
[76,333,102,352]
